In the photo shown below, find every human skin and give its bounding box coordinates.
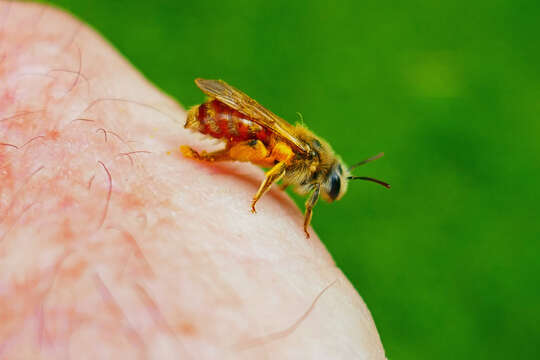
[0,2,386,359]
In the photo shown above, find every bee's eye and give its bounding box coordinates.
[328,173,341,201]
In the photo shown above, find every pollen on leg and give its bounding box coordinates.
[270,142,294,163]
[229,140,268,162]
[179,145,200,159]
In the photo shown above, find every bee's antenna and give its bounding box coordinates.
[295,112,304,125]
[347,176,391,189]
[349,152,384,170]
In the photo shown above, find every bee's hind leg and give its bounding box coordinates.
[180,146,232,162]
[228,139,271,163]
[181,140,272,163]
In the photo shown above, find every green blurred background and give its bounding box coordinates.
[43,0,539,358]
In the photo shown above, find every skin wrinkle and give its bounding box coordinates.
[20,135,46,149]
[65,45,82,96]
[236,279,338,350]
[0,164,44,229]
[36,301,48,349]
[0,200,37,243]
[47,68,90,99]
[0,110,45,122]
[0,2,386,359]
[81,97,177,124]
[107,226,155,280]
[43,43,89,101]
[116,150,152,166]
[93,274,146,354]
[14,72,56,82]
[133,283,193,358]
[0,1,11,36]
[96,160,112,229]
[29,3,46,32]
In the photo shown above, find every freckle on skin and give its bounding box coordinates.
[57,218,74,244]
[178,322,197,336]
[60,259,88,279]
[46,129,60,141]
[58,196,75,209]
[120,192,144,209]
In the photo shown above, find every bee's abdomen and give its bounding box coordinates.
[185,99,271,143]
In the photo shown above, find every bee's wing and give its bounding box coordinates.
[195,79,310,153]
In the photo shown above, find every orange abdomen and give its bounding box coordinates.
[185,99,272,144]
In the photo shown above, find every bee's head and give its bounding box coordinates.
[321,161,349,202]
[321,153,390,202]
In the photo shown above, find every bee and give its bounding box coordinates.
[181,78,390,238]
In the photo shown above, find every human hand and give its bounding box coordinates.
[0,2,386,358]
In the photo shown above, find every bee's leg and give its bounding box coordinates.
[269,141,294,163]
[229,139,270,163]
[303,185,321,238]
[279,183,289,191]
[181,140,272,163]
[180,146,232,162]
[250,142,294,212]
[251,161,287,213]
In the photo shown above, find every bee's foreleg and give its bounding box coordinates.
[303,185,321,238]
[251,161,287,213]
